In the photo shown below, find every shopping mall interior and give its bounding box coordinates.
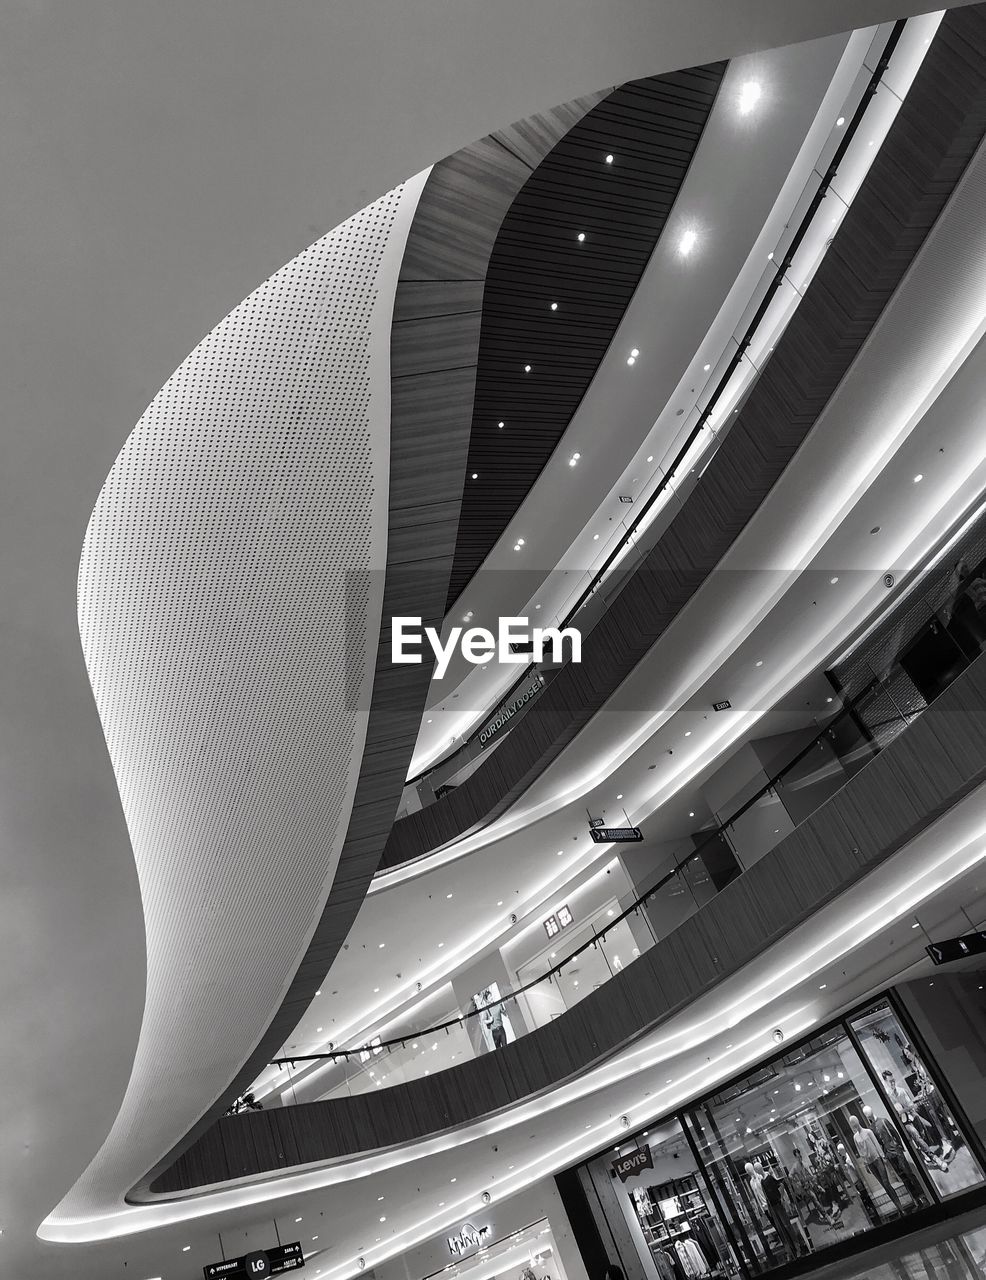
[5,2,986,1278]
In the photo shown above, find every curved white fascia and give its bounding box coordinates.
[44,171,429,1233]
[40,779,986,1241]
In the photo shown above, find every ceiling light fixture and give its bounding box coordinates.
[605,153,614,164]
[524,364,532,373]
[689,811,695,818]
[471,472,478,480]
[914,473,924,483]
[550,302,558,311]
[830,576,839,585]
[738,80,762,114]
[593,533,600,541]
[767,252,774,261]
[498,420,504,429]
[577,232,586,243]
[678,229,698,256]
[703,363,711,371]
[627,356,636,366]
[646,454,654,462]
[378,942,385,949]
[836,115,845,127]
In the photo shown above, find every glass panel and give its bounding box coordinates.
[687,1025,932,1273]
[850,1001,985,1198]
[586,1117,747,1280]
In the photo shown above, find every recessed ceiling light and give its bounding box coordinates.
[296,1217,303,1223]
[627,356,636,366]
[557,849,564,856]
[183,1245,191,1252]
[911,922,921,929]
[830,576,839,585]
[767,251,774,261]
[703,363,711,371]
[630,348,639,358]
[498,420,505,428]
[373,987,379,994]
[593,533,600,541]
[836,115,845,126]
[427,718,432,723]
[914,473,923,483]
[451,1177,457,1183]
[608,909,615,917]
[605,153,614,164]
[438,942,444,947]
[826,697,833,704]
[569,453,580,466]
[550,302,558,311]
[684,730,691,738]
[577,232,586,242]
[471,472,478,480]
[380,1216,387,1223]
[689,811,695,817]
[616,793,623,800]
[446,893,453,899]
[678,229,698,256]
[524,364,532,373]
[517,537,525,546]
[378,942,385,949]
[755,659,763,667]
[738,80,762,114]
[819,983,827,989]
[646,454,654,462]
[315,989,321,996]
[497,900,503,906]
[316,1025,323,1032]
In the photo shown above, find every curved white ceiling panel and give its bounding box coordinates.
[50,173,428,1227]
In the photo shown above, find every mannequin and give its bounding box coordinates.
[850,1115,903,1215]
[882,1069,953,1159]
[894,1101,949,1172]
[754,1159,802,1259]
[745,1160,768,1215]
[837,1142,880,1227]
[865,1106,925,1205]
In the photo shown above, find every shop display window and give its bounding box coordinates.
[849,1001,985,1198]
[686,1023,934,1273]
[594,1118,746,1280]
[426,1220,568,1280]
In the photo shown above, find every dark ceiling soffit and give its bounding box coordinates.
[130,90,607,1204]
[381,1,986,870]
[148,648,986,1190]
[445,62,727,609]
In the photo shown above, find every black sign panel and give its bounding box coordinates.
[590,826,643,843]
[712,699,732,712]
[926,931,986,966]
[613,1146,653,1182]
[205,1243,304,1279]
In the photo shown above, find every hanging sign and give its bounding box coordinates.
[712,700,732,712]
[926,931,986,965]
[204,1243,305,1278]
[613,1146,653,1182]
[590,826,643,843]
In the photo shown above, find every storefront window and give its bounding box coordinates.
[850,1001,985,1198]
[685,1024,932,1273]
[587,1117,747,1280]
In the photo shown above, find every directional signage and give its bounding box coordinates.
[205,1242,305,1279]
[712,699,732,712]
[926,931,986,966]
[589,825,643,843]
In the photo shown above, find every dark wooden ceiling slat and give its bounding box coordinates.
[446,63,727,606]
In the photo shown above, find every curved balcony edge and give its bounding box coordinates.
[146,648,986,1197]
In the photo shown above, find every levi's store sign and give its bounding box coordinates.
[204,1242,305,1278]
[613,1146,653,1182]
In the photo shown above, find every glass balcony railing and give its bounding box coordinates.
[239,566,986,1113]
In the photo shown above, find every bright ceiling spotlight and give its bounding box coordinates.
[738,80,762,114]
[703,363,711,371]
[568,452,580,466]
[836,115,846,127]
[497,420,504,428]
[627,356,636,366]
[914,473,924,483]
[577,231,586,242]
[471,472,478,480]
[517,537,525,546]
[605,153,614,164]
[678,228,698,256]
[550,302,558,311]
[524,364,532,373]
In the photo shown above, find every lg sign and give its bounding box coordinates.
[392,616,581,678]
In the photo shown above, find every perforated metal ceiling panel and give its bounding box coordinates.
[61,172,428,1221]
